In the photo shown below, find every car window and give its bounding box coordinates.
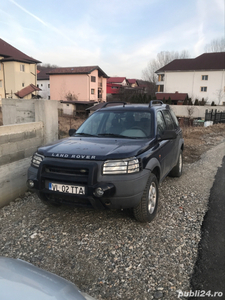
[76,112,105,135]
[76,110,153,138]
[170,109,179,127]
[162,110,175,130]
[157,111,166,135]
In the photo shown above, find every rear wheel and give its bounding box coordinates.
[170,149,183,177]
[133,173,158,223]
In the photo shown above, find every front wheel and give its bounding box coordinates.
[133,173,159,223]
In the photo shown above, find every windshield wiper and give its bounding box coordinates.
[98,133,126,138]
[76,132,97,137]
[98,133,138,138]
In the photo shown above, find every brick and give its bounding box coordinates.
[9,151,25,163]
[0,154,10,166]
[1,143,17,156]
[25,146,38,158]
[24,130,37,139]
[9,132,25,143]
[16,140,32,151]
[0,135,9,144]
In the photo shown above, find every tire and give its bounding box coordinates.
[133,173,158,223]
[37,192,62,207]
[169,149,183,177]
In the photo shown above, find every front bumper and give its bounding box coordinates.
[27,158,150,209]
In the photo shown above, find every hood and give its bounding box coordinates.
[38,137,154,160]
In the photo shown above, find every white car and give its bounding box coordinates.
[0,257,96,300]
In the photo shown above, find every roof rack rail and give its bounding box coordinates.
[149,100,164,108]
[101,101,127,108]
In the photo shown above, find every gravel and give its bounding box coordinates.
[0,141,224,300]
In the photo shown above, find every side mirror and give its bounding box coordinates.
[157,130,176,141]
[69,128,76,136]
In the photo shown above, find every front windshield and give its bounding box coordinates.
[76,110,153,139]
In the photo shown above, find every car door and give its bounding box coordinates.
[162,109,179,170]
[156,111,173,178]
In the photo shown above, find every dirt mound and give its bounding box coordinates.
[183,123,225,163]
[58,115,86,139]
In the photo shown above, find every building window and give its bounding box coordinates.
[0,64,1,70]
[20,64,25,72]
[158,74,164,81]
[37,84,39,88]
[48,84,50,88]
[22,83,24,87]
[158,85,164,92]
[91,76,96,82]
[0,80,2,87]
[91,89,95,94]
[201,87,207,92]
[202,75,208,80]
[48,96,50,100]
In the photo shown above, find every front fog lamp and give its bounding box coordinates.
[93,183,115,198]
[31,152,44,168]
[27,179,35,188]
[94,187,104,197]
[103,157,140,175]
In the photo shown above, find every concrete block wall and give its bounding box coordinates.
[2,99,35,125]
[170,105,215,119]
[0,99,59,208]
[0,122,44,208]
[35,100,58,144]
[0,122,44,166]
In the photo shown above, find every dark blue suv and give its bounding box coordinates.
[27,101,184,223]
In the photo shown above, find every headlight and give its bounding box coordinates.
[31,152,44,168]
[103,157,140,175]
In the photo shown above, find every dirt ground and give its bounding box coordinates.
[58,115,225,164]
[58,115,86,139]
[182,123,225,163]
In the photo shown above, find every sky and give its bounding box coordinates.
[1,0,224,79]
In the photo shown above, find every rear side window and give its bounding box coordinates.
[157,111,166,135]
[170,109,179,126]
[162,110,175,130]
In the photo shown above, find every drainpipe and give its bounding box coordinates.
[2,62,7,98]
[87,74,90,101]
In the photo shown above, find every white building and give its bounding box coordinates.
[37,67,55,99]
[156,52,225,105]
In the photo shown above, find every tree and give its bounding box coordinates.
[186,106,195,119]
[199,98,208,106]
[142,50,190,93]
[167,97,172,104]
[205,37,225,52]
[194,99,199,106]
[129,93,152,103]
[65,92,78,101]
[214,89,223,105]
[37,63,59,69]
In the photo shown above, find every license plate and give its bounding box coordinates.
[49,183,85,195]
